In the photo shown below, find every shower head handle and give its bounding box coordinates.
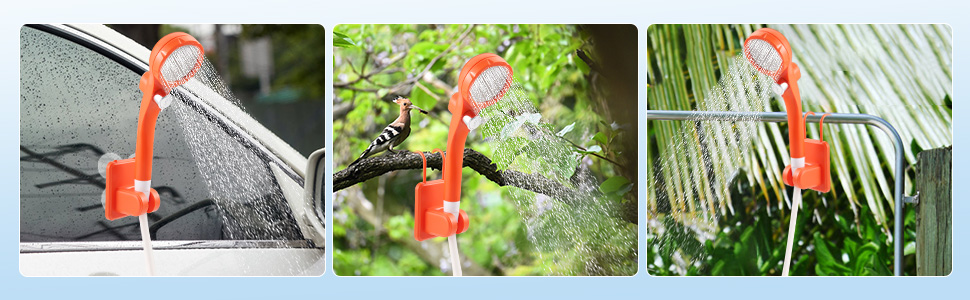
[132,32,203,182]
[779,70,805,158]
[133,73,165,181]
[441,54,513,207]
[443,93,472,205]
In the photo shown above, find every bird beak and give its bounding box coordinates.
[410,104,429,114]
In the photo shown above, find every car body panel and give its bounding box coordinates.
[21,241,325,276]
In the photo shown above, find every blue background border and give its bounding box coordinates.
[1,0,964,298]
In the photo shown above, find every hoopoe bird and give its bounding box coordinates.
[350,97,428,166]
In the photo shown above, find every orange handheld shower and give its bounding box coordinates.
[744,28,830,193]
[446,53,513,207]
[413,53,513,276]
[105,32,203,220]
[103,32,204,276]
[744,28,831,276]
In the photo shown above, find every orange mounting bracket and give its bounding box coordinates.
[414,150,469,241]
[783,112,832,192]
[104,158,161,220]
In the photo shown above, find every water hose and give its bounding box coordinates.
[782,184,802,276]
[435,148,462,277]
[138,214,156,275]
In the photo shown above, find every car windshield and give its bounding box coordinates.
[19,26,303,244]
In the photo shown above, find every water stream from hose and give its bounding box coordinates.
[648,53,776,274]
[103,52,310,275]
[472,75,637,275]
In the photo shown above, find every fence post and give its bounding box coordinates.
[915,146,952,276]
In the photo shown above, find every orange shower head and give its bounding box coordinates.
[423,53,513,236]
[150,32,204,93]
[744,28,792,82]
[104,32,204,220]
[744,28,805,159]
[455,53,513,117]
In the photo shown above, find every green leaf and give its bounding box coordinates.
[557,122,575,137]
[585,145,602,153]
[904,241,916,256]
[853,243,879,275]
[592,132,609,145]
[410,85,436,111]
[522,113,542,125]
[501,113,542,138]
[814,232,852,275]
[599,176,631,194]
[333,31,357,48]
[501,117,527,139]
[492,137,529,169]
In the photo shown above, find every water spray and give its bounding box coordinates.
[103,32,204,276]
[412,53,513,276]
[743,28,831,276]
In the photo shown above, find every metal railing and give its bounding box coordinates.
[648,110,909,276]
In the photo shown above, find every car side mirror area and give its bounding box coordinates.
[304,148,327,244]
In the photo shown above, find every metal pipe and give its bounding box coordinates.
[647,110,907,276]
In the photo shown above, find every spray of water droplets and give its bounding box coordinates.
[473,74,637,275]
[163,54,309,274]
[647,54,775,275]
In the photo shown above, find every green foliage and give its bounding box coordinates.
[333,24,635,276]
[647,24,948,276]
[240,24,328,99]
[648,170,916,276]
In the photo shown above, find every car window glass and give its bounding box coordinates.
[20,26,301,243]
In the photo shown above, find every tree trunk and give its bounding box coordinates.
[915,146,952,276]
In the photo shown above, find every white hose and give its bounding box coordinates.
[138,214,157,276]
[447,234,462,276]
[782,157,805,276]
[443,201,462,276]
[781,187,801,276]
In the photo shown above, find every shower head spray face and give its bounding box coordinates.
[150,32,204,93]
[458,53,513,116]
[744,28,792,82]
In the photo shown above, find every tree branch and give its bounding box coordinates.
[334,148,587,206]
[333,52,407,88]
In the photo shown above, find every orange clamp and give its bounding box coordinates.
[414,150,469,241]
[782,112,832,192]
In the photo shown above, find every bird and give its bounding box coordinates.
[350,97,428,166]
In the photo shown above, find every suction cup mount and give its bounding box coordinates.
[413,150,469,241]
